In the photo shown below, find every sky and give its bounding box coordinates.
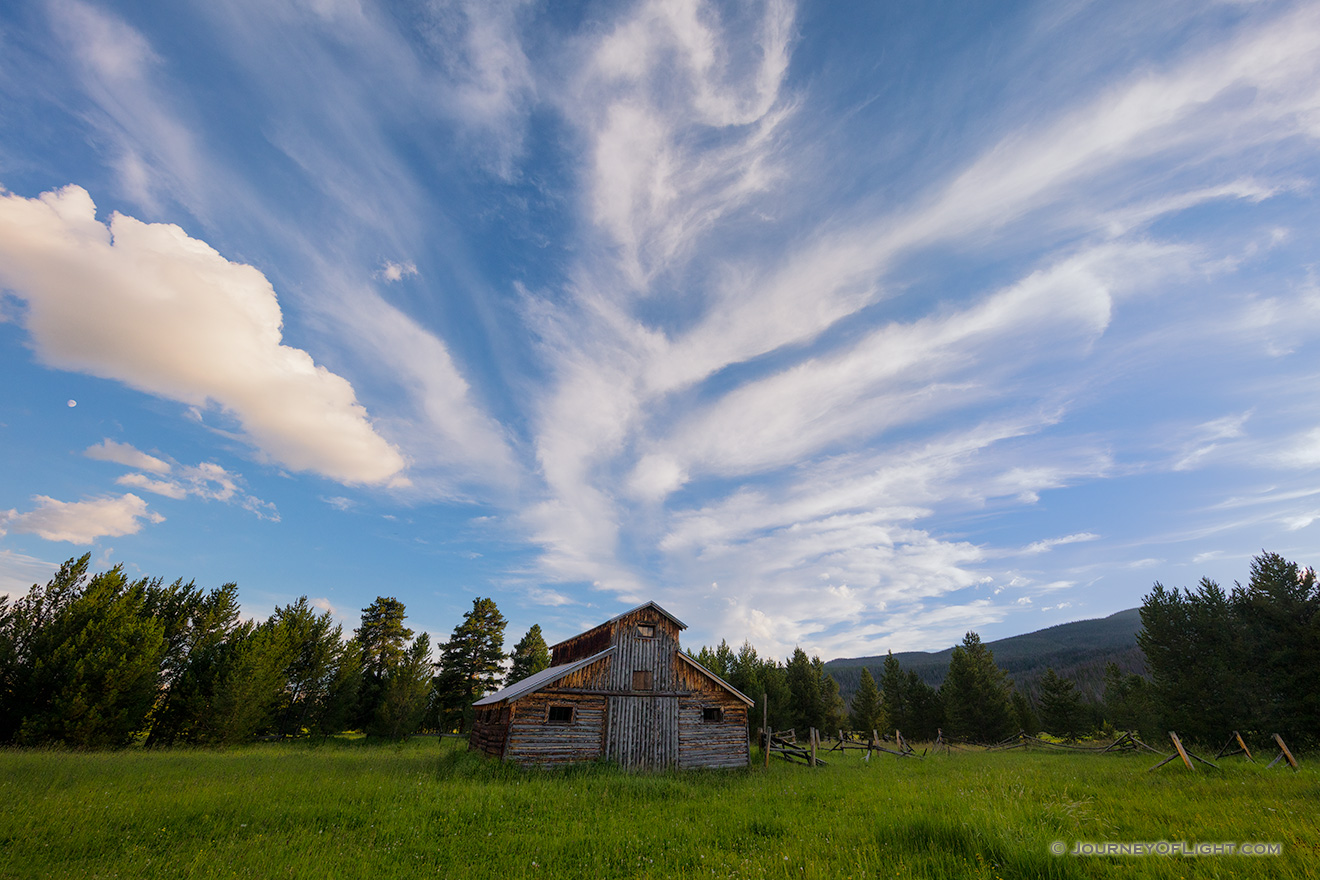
[2,0,1320,662]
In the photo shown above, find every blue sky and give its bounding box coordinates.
[2,0,1320,660]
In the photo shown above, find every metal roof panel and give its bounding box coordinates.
[473,646,616,706]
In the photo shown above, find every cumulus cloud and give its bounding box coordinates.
[0,494,164,544]
[0,185,406,486]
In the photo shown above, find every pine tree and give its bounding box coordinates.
[270,597,360,737]
[785,648,824,734]
[878,651,906,733]
[904,670,944,740]
[354,597,413,729]
[941,631,1013,743]
[1011,688,1038,736]
[821,671,847,735]
[369,633,432,739]
[13,563,165,747]
[434,597,507,733]
[849,667,881,733]
[1038,667,1084,740]
[508,624,551,683]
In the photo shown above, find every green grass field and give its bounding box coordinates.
[0,736,1314,879]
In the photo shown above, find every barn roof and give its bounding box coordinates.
[473,646,616,706]
[677,651,755,706]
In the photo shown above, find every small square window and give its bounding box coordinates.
[637,622,656,638]
[547,705,573,723]
[632,670,653,691]
[702,707,723,723]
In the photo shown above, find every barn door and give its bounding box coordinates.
[606,696,678,769]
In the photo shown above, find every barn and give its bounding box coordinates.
[468,601,752,769]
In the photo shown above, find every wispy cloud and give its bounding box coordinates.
[1022,533,1101,556]
[84,438,170,474]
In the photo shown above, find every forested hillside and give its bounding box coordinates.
[825,608,1145,702]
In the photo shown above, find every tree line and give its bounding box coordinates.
[4,550,1312,749]
[695,551,1317,748]
[0,555,534,747]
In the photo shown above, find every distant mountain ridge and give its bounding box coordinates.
[824,608,1146,702]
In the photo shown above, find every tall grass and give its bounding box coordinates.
[0,737,1313,879]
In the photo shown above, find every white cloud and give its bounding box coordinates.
[0,185,406,486]
[570,0,796,286]
[1022,533,1101,555]
[48,0,207,212]
[115,473,188,500]
[0,494,164,544]
[84,439,171,474]
[377,260,417,282]
[434,0,537,177]
[85,443,280,520]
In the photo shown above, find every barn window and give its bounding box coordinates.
[702,707,723,723]
[632,669,653,691]
[547,705,574,724]
[637,622,656,638]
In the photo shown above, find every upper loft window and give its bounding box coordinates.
[637,622,656,638]
[702,707,723,723]
[547,705,574,724]
[632,669,653,691]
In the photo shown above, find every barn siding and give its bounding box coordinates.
[503,693,607,766]
[676,656,749,769]
[468,704,512,757]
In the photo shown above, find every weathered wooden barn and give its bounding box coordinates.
[468,601,752,769]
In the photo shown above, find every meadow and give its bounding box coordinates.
[0,736,1314,879]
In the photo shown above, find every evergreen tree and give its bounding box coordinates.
[434,597,507,732]
[1011,688,1038,736]
[13,564,165,747]
[878,651,906,734]
[146,581,246,746]
[1232,552,1320,737]
[849,667,882,733]
[508,624,551,683]
[204,618,296,744]
[1101,661,1156,738]
[904,670,944,741]
[941,631,1014,743]
[785,647,824,734]
[695,640,736,678]
[270,597,360,737]
[0,555,92,743]
[1038,667,1084,739]
[354,597,413,729]
[370,632,432,739]
[820,669,847,735]
[1138,579,1242,742]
